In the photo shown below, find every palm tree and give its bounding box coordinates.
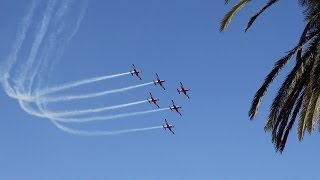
[220,0,320,152]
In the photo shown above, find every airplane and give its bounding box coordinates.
[130,64,142,80]
[163,119,175,134]
[153,73,165,90]
[177,82,190,99]
[148,92,160,108]
[169,100,182,116]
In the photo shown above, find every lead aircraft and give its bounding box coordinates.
[177,82,190,99]
[130,64,142,80]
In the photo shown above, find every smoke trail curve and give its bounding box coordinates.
[17,0,58,94]
[47,100,149,117]
[0,0,37,82]
[51,120,163,136]
[37,72,131,96]
[47,108,170,122]
[39,82,154,103]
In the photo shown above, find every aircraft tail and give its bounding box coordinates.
[177,89,180,94]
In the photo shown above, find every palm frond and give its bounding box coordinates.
[220,0,251,32]
[249,48,298,119]
[271,84,301,144]
[306,56,320,133]
[297,36,320,140]
[264,55,307,131]
[300,0,320,12]
[245,0,279,32]
[265,34,320,131]
[304,88,319,133]
[305,10,320,32]
[278,92,304,152]
[249,21,320,120]
[275,85,302,139]
[298,84,312,140]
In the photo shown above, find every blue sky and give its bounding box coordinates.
[1,0,319,179]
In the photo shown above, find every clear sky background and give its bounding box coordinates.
[1,0,320,180]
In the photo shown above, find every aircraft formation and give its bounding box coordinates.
[131,64,190,135]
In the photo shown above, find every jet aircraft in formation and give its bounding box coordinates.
[147,92,160,108]
[177,82,190,99]
[163,119,175,134]
[153,73,166,90]
[130,64,142,80]
[130,64,190,134]
[169,100,182,116]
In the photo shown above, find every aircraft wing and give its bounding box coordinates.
[137,74,142,80]
[176,109,182,116]
[160,84,165,90]
[154,102,160,108]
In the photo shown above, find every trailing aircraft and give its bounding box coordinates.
[169,100,182,116]
[148,92,160,108]
[153,73,165,90]
[163,119,175,134]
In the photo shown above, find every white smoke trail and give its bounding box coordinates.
[35,0,88,93]
[47,108,170,122]
[18,100,48,118]
[37,72,131,96]
[56,0,71,17]
[16,0,58,94]
[51,120,163,136]
[13,90,164,136]
[37,99,164,136]
[0,1,166,137]
[0,0,36,94]
[27,0,72,93]
[39,82,154,103]
[47,100,149,117]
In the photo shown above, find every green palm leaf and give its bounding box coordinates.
[305,56,320,133]
[245,0,279,32]
[297,36,320,140]
[278,93,304,152]
[221,0,320,151]
[248,48,298,119]
[220,0,251,32]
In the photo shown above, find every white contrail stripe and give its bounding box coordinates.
[48,100,149,117]
[1,0,36,83]
[49,108,170,122]
[17,0,57,93]
[39,82,153,103]
[51,120,163,136]
[37,72,131,95]
[27,0,72,93]
[18,99,47,118]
